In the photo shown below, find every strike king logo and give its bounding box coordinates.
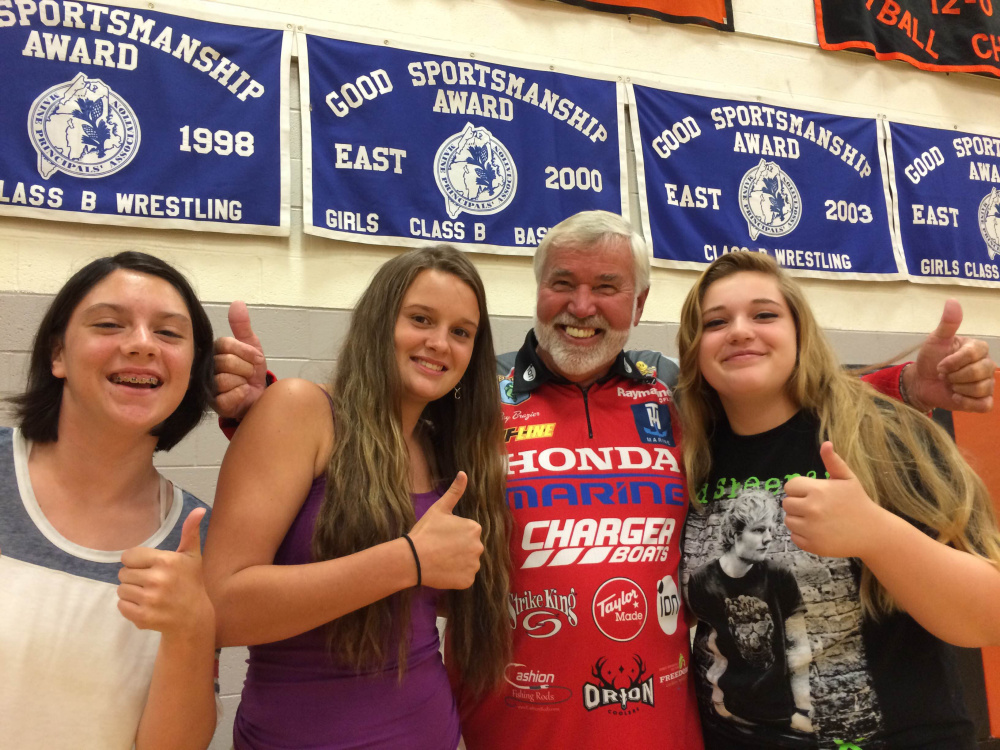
[631,402,674,446]
[434,122,517,219]
[503,662,572,708]
[592,578,646,642]
[980,187,1000,260]
[29,73,140,180]
[739,158,802,240]
[508,587,578,638]
[583,654,654,713]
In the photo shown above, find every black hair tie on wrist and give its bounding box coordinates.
[402,533,421,588]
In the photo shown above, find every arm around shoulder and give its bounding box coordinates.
[203,378,419,646]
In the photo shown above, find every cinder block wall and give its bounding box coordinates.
[2,289,997,748]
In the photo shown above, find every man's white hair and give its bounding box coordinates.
[533,210,650,294]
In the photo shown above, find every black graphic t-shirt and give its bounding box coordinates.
[681,410,976,750]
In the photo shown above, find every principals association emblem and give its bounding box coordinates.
[434,122,517,219]
[738,158,802,241]
[28,73,140,180]
[979,188,1000,261]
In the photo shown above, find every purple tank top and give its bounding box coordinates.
[233,476,460,750]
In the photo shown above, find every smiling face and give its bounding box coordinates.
[394,269,480,415]
[51,269,195,437]
[534,239,647,386]
[697,270,798,417]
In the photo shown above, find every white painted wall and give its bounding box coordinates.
[1,0,998,337]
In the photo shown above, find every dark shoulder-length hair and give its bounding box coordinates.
[10,251,215,451]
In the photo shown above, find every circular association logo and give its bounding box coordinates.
[28,72,140,180]
[978,188,1000,261]
[434,122,517,220]
[592,577,647,642]
[738,158,802,241]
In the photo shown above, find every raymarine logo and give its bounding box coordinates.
[616,386,670,403]
[434,122,517,219]
[29,73,140,180]
[739,158,802,240]
[518,516,676,569]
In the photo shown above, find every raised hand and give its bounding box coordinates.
[782,443,889,559]
[117,508,214,639]
[407,471,484,590]
[213,301,268,420]
[905,299,995,413]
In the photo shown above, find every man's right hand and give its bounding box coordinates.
[407,471,484,590]
[213,301,268,420]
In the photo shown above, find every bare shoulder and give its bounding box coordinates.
[233,379,334,469]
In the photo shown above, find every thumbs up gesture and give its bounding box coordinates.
[117,508,214,638]
[407,472,485,590]
[782,443,888,559]
[212,301,269,420]
[905,299,995,413]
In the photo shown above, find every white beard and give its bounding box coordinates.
[534,311,633,380]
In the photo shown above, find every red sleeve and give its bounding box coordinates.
[217,370,278,441]
[860,363,907,403]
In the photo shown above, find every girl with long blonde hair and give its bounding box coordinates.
[675,251,1000,750]
[203,246,511,749]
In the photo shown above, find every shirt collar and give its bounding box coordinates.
[510,330,652,395]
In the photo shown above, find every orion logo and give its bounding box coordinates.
[582,654,654,713]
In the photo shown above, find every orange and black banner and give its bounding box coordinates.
[551,0,732,31]
[816,0,1000,78]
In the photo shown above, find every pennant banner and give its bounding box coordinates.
[0,0,290,234]
[629,85,902,279]
[816,0,1000,78]
[886,121,1000,287]
[550,0,732,31]
[301,34,627,254]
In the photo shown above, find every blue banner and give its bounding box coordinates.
[0,0,290,234]
[630,85,902,279]
[301,33,627,254]
[886,121,1000,288]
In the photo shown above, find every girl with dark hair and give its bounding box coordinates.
[676,251,1000,750]
[0,251,217,750]
[203,245,511,750]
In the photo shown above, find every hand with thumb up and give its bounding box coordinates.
[117,507,215,638]
[407,472,485,590]
[782,442,891,560]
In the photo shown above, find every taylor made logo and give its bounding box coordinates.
[499,376,530,406]
[434,122,517,219]
[739,158,802,240]
[631,402,674,447]
[518,515,677,569]
[508,587,578,638]
[29,73,140,180]
[583,654,654,713]
[592,577,647,642]
[503,662,572,708]
[655,574,681,636]
[980,187,1000,261]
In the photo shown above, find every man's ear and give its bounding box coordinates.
[51,338,66,379]
[633,288,650,327]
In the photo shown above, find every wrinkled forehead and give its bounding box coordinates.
[541,238,635,281]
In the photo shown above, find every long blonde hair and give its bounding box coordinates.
[312,246,511,693]
[675,251,1000,617]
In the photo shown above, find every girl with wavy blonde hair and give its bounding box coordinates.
[675,251,1000,750]
[204,246,510,750]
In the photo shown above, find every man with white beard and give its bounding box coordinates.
[211,210,995,750]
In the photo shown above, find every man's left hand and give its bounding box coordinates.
[904,299,995,413]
